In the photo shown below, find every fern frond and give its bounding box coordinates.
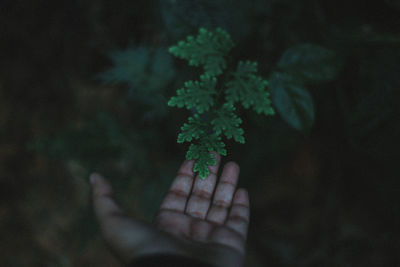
[202,134,227,156]
[212,103,245,143]
[226,61,275,116]
[185,133,227,179]
[168,73,217,113]
[169,28,234,76]
[177,114,206,143]
[186,143,216,178]
[169,29,275,179]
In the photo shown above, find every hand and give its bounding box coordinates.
[90,154,250,267]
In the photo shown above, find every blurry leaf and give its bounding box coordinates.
[99,46,149,86]
[98,46,175,119]
[278,43,342,82]
[268,72,315,132]
[160,0,270,41]
[100,46,175,91]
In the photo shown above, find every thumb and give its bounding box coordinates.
[89,173,174,262]
[90,173,125,227]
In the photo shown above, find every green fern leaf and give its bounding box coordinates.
[177,114,206,143]
[186,132,227,178]
[186,143,216,178]
[169,28,234,76]
[202,134,227,156]
[226,61,275,116]
[168,73,217,113]
[212,104,245,143]
[169,28,276,179]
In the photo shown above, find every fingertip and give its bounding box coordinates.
[219,162,240,185]
[225,161,240,173]
[177,159,195,177]
[211,151,221,162]
[240,188,248,197]
[207,152,222,175]
[235,188,249,205]
[90,172,101,185]
[90,173,114,198]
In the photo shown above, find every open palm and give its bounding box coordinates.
[91,154,250,267]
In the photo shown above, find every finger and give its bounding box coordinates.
[158,160,196,213]
[225,188,250,241]
[90,173,165,263]
[206,162,239,224]
[185,152,221,219]
[90,173,126,228]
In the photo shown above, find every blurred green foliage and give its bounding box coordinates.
[268,72,315,132]
[28,112,148,173]
[98,46,175,120]
[277,44,342,83]
[160,0,272,41]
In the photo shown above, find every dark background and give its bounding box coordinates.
[1,0,399,266]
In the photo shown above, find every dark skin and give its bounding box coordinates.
[90,154,250,267]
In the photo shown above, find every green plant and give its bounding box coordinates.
[98,46,175,120]
[168,28,275,178]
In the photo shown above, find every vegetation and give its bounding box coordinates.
[168,28,274,178]
[2,0,399,266]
